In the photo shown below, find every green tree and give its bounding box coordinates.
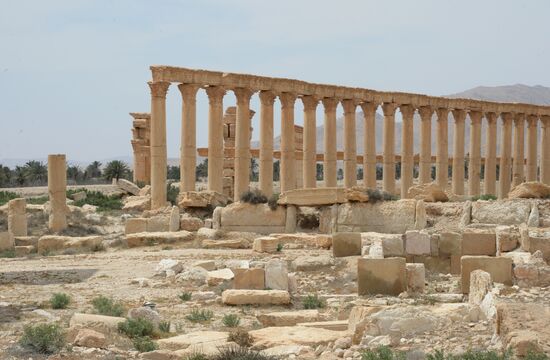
[250,158,259,181]
[14,166,26,186]
[85,161,102,178]
[316,163,323,181]
[337,168,343,180]
[24,160,47,185]
[195,159,208,180]
[0,165,12,187]
[103,160,130,181]
[167,165,180,180]
[67,165,83,183]
[273,160,280,181]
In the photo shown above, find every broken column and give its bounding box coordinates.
[48,154,68,232]
[8,198,27,236]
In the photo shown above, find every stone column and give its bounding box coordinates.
[280,92,297,193]
[484,112,498,196]
[512,113,525,187]
[435,107,449,190]
[382,102,397,194]
[342,99,358,188]
[499,112,513,198]
[400,104,415,198]
[468,111,482,196]
[48,154,67,232]
[129,113,151,184]
[178,84,199,192]
[542,116,550,185]
[451,109,466,195]
[206,86,226,193]
[322,98,338,187]
[233,88,254,201]
[360,102,377,188]
[526,115,539,182]
[302,96,319,189]
[8,198,27,236]
[418,106,433,184]
[148,81,170,209]
[259,91,276,196]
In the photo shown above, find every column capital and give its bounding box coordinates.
[322,97,339,112]
[526,114,539,126]
[301,95,320,111]
[435,107,449,120]
[259,90,276,106]
[542,115,550,127]
[341,99,359,115]
[381,102,397,116]
[418,105,433,120]
[399,104,415,119]
[513,112,525,126]
[359,101,377,115]
[177,83,199,101]
[233,87,254,104]
[485,112,498,124]
[205,86,226,105]
[451,109,466,123]
[148,81,170,98]
[501,112,513,123]
[279,92,297,109]
[469,110,482,123]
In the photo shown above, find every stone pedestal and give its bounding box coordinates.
[48,154,67,232]
[8,198,27,236]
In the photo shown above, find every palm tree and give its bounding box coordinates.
[85,161,102,179]
[103,160,130,181]
[14,166,26,186]
[24,160,47,185]
[67,165,83,183]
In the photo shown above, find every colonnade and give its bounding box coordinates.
[146,66,550,209]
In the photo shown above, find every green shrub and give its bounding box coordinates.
[183,352,210,360]
[167,183,180,206]
[133,336,158,352]
[222,314,240,328]
[91,295,125,317]
[302,293,325,309]
[227,328,253,348]
[365,188,398,203]
[158,320,171,333]
[74,190,122,211]
[179,291,192,302]
[50,293,70,309]
[240,189,267,205]
[27,196,49,205]
[212,345,277,360]
[0,249,16,258]
[118,318,154,338]
[427,349,512,360]
[276,243,283,252]
[471,194,498,201]
[267,193,279,210]
[361,346,406,360]
[186,308,214,323]
[0,191,18,206]
[19,323,65,354]
[525,350,549,360]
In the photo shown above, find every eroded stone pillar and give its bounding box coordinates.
[129,113,151,184]
[451,109,466,195]
[178,84,199,192]
[360,102,377,188]
[48,154,67,232]
[8,198,27,236]
[280,92,297,193]
[418,106,433,184]
[435,107,449,190]
[148,81,170,209]
[499,112,513,198]
[322,98,338,187]
[206,86,226,193]
[542,116,550,185]
[259,91,276,196]
[512,113,525,187]
[382,102,397,194]
[234,88,254,201]
[342,99,358,188]
[302,96,319,189]
[468,111,482,196]
[526,115,539,182]
[400,104,415,198]
[484,112,498,196]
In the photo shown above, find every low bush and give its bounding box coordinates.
[186,308,214,323]
[212,345,276,360]
[0,191,18,206]
[227,329,253,348]
[167,182,180,206]
[179,291,192,302]
[0,249,16,258]
[471,194,498,201]
[158,320,171,333]
[427,349,514,360]
[302,293,325,309]
[365,188,398,203]
[222,314,240,328]
[361,346,406,360]
[267,193,279,210]
[276,243,283,252]
[27,196,49,205]
[183,352,210,360]
[240,189,267,205]
[74,190,122,211]
[19,323,65,354]
[118,318,154,338]
[91,295,125,317]
[50,293,70,309]
[133,336,158,352]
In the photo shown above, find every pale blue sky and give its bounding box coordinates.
[1,0,549,164]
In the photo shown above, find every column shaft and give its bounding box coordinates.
[400,104,415,198]
[435,108,449,190]
[280,92,297,193]
[322,98,338,187]
[499,113,513,198]
[451,109,466,195]
[542,116,550,184]
[206,86,226,193]
[259,91,276,196]
[360,102,377,188]
[526,115,539,182]
[382,103,397,194]
[178,84,199,192]
[468,111,482,196]
[512,113,525,187]
[418,106,433,184]
[484,113,498,196]
[302,96,319,188]
[234,88,254,201]
[148,81,170,209]
[342,99,357,188]
[48,154,67,232]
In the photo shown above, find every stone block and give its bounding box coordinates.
[415,200,427,230]
[14,236,38,247]
[495,225,520,254]
[332,232,361,257]
[315,234,332,249]
[180,216,203,232]
[285,205,297,233]
[468,270,492,305]
[471,200,530,225]
[278,187,346,206]
[337,200,416,234]
[69,313,125,334]
[122,195,150,211]
[15,245,34,257]
[438,232,462,257]
[528,230,550,261]
[146,216,170,232]
[430,234,439,256]
[405,230,431,255]
[406,263,425,293]
[257,310,319,327]
[357,257,406,296]
[158,331,228,351]
[361,232,403,257]
[221,202,286,234]
[71,191,87,202]
[0,232,15,251]
[460,256,513,293]
[169,206,180,232]
[8,198,27,236]
[450,255,461,275]
[37,235,102,253]
[117,179,140,195]
[221,289,291,305]
[125,231,193,248]
[253,237,280,253]
[233,268,265,290]
[193,260,216,271]
[462,229,496,256]
[207,268,234,286]
[265,258,288,290]
[125,218,148,235]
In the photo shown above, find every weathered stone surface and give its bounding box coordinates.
[141,350,181,360]
[249,326,347,348]
[462,229,496,256]
[468,270,492,305]
[71,191,87,202]
[207,268,234,286]
[297,320,348,331]
[265,258,288,290]
[332,232,361,257]
[155,259,183,275]
[285,205,297,233]
[336,200,416,234]
[126,231,193,248]
[221,202,286,234]
[117,179,140,195]
[128,306,161,327]
[122,195,151,211]
[233,268,265,290]
[471,200,530,225]
[69,313,125,334]
[168,206,180,232]
[527,228,550,261]
[179,191,229,208]
[495,225,520,254]
[405,230,431,255]
[278,187,346,206]
[292,255,333,271]
[0,231,15,251]
[221,289,290,305]
[14,236,38,247]
[257,310,319,327]
[528,204,540,227]
[415,200,427,230]
[8,198,27,236]
[179,215,203,231]
[344,186,370,202]
[0,302,20,322]
[193,260,216,271]
[74,328,107,348]
[14,245,34,257]
[407,183,448,202]
[361,232,404,257]
[508,181,550,199]
[358,257,406,296]
[406,263,425,293]
[438,232,462,257]
[461,256,513,293]
[253,236,280,253]
[158,331,228,351]
[125,218,148,235]
[412,255,451,274]
[146,216,170,232]
[175,267,208,285]
[202,239,248,249]
[37,235,102,253]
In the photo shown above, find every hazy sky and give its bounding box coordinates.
[1,0,549,164]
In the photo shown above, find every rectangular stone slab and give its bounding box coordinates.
[278,188,346,206]
[460,256,513,293]
[358,257,406,296]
